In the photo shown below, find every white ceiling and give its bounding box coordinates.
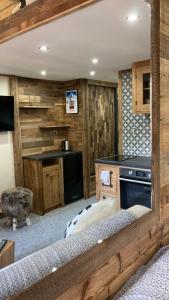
[0,0,151,82]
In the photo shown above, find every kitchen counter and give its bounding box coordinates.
[24,150,82,161]
[95,155,151,170]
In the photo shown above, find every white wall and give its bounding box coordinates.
[0,76,15,196]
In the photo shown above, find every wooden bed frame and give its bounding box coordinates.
[0,0,169,299]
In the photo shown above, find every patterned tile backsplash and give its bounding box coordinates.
[122,71,151,157]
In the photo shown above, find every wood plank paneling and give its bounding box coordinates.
[86,82,116,196]
[0,0,19,21]
[6,2,169,300]
[18,77,67,156]
[9,1,163,299]
[13,76,89,198]
[11,218,161,300]
[0,0,101,44]
[43,164,61,211]
[88,84,115,176]
[160,0,169,220]
[10,76,24,186]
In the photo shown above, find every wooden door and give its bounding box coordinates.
[88,85,115,176]
[43,164,61,211]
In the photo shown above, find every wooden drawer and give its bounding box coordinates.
[100,179,119,195]
[98,164,118,180]
[99,192,120,210]
[96,163,120,201]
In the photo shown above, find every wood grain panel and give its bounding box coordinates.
[14,76,89,199]
[5,2,168,300]
[18,77,74,156]
[0,0,100,44]
[10,1,162,299]
[11,219,160,300]
[23,159,43,214]
[10,76,24,186]
[43,164,61,210]
[160,0,169,222]
[0,0,19,21]
[88,85,115,176]
[0,240,15,269]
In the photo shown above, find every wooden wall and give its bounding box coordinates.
[18,77,65,156]
[12,76,89,194]
[10,0,165,299]
[0,0,19,21]
[12,76,116,198]
[0,0,100,45]
[88,84,115,176]
[160,0,169,222]
[62,80,84,152]
[6,1,169,299]
[86,81,116,196]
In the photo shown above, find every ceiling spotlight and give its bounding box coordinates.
[39,45,49,52]
[92,58,99,64]
[40,70,47,76]
[127,14,139,23]
[90,70,96,76]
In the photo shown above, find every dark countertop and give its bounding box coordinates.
[95,155,151,170]
[24,150,82,161]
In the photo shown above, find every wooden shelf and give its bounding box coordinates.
[19,105,54,109]
[39,125,72,129]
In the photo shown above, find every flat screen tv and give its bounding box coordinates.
[0,96,14,131]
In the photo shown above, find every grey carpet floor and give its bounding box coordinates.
[0,197,95,262]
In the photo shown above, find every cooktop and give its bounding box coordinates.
[99,155,137,162]
[96,155,151,170]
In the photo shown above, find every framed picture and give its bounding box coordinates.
[65,90,78,114]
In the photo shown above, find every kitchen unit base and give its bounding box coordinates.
[95,163,121,209]
[24,158,64,215]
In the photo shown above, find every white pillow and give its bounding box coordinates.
[127,205,151,219]
[65,198,119,237]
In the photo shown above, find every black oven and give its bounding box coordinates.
[120,167,152,209]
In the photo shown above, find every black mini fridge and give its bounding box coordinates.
[63,152,84,205]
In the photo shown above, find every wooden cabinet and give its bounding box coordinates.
[24,158,64,215]
[132,60,151,114]
[0,240,15,269]
[43,165,61,211]
[96,163,120,209]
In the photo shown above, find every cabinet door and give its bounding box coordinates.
[133,60,151,114]
[96,164,120,200]
[43,164,61,211]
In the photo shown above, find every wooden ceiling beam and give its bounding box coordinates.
[0,0,101,45]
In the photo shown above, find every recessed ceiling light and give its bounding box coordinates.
[40,70,47,76]
[127,14,139,23]
[39,45,49,52]
[90,70,96,76]
[92,58,99,64]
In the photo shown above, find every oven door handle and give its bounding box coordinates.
[119,177,152,186]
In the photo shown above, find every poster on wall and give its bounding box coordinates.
[65,90,78,114]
